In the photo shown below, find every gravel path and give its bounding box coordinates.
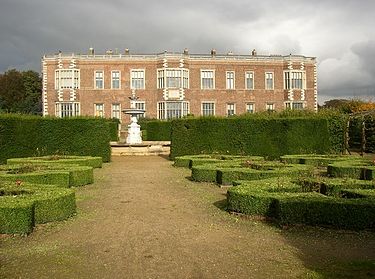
[1,156,375,278]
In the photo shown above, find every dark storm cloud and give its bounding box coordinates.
[0,0,375,103]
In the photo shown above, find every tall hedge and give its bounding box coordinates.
[348,113,375,153]
[139,119,171,141]
[170,113,346,159]
[107,118,120,142]
[364,114,375,153]
[0,114,111,164]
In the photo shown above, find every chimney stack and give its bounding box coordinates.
[211,49,216,56]
[88,47,94,55]
[252,49,257,56]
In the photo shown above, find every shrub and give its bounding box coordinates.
[107,118,120,142]
[0,163,94,187]
[7,155,102,168]
[0,182,76,234]
[280,154,363,166]
[190,159,313,185]
[327,160,375,180]
[174,154,264,168]
[170,113,346,159]
[0,114,111,164]
[365,114,375,153]
[141,120,172,141]
[227,177,375,229]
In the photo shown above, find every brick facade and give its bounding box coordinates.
[42,50,317,122]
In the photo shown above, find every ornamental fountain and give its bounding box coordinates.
[122,90,145,144]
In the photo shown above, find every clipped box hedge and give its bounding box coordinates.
[217,163,313,185]
[0,114,111,164]
[280,154,363,166]
[0,182,76,234]
[170,112,348,159]
[7,155,103,168]
[227,177,375,229]
[0,164,94,187]
[191,160,313,185]
[327,160,375,180]
[174,154,264,168]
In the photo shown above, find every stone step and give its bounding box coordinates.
[111,141,170,156]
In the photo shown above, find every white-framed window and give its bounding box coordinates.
[265,72,274,90]
[166,69,181,88]
[285,102,304,110]
[157,101,189,120]
[245,71,254,90]
[226,103,236,116]
[55,102,80,117]
[246,103,255,113]
[94,103,104,117]
[201,102,215,116]
[226,71,235,89]
[157,69,164,88]
[112,103,121,119]
[134,101,146,119]
[183,70,189,89]
[266,103,275,111]
[201,70,215,89]
[284,71,305,90]
[55,69,80,90]
[111,71,120,89]
[157,69,189,89]
[95,71,104,89]
[131,69,145,89]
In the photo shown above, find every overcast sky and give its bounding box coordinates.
[1,0,374,103]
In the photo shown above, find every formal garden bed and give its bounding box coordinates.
[7,155,103,169]
[0,155,101,234]
[191,160,314,185]
[327,160,375,180]
[280,154,364,166]
[174,153,375,229]
[0,182,76,234]
[173,154,264,168]
[0,163,94,187]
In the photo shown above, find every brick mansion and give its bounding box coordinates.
[42,48,317,121]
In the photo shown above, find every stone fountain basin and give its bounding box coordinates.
[122,109,145,115]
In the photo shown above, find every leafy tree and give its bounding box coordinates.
[322,98,375,113]
[0,69,42,114]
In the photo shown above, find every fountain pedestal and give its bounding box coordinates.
[122,90,146,145]
[126,116,143,144]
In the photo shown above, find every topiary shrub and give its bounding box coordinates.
[280,154,363,166]
[190,159,313,185]
[7,155,102,168]
[227,177,375,229]
[327,160,375,180]
[0,163,94,187]
[174,154,264,168]
[0,182,76,234]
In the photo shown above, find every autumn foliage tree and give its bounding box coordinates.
[0,69,42,114]
[323,98,375,113]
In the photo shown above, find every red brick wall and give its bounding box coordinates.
[43,54,316,122]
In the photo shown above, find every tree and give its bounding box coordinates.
[0,69,42,114]
[322,98,375,113]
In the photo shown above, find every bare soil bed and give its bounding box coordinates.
[1,156,375,278]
